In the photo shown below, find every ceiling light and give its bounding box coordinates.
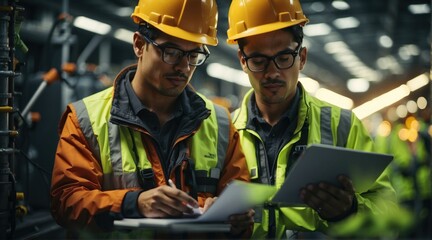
[315,88,354,109]
[333,17,360,29]
[417,96,428,109]
[332,1,350,10]
[378,35,393,48]
[398,44,420,60]
[73,16,111,35]
[310,2,325,12]
[386,107,398,122]
[406,100,418,113]
[353,85,410,120]
[299,77,320,94]
[408,4,430,14]
[406,73,429,91]
[206,63,250,87]
[303,23,332,37]
[114,28,134,44]
[115,7,134,17]
[324,41,349,54]
[332,52,358,62]
[325,41,380,81]
[347,78,369,93]
[377,56,398,70]
[396,104,408,118]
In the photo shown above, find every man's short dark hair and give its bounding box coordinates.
[138,22,160,40]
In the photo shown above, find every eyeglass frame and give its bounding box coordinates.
[240,44,303,72]
[139,33,210,66]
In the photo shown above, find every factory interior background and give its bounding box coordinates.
[0,0,430,239]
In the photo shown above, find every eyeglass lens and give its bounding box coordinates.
[163,47,207,66]
[246,52,296,72]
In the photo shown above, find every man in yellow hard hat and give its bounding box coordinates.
[227,0,398,238]
[50,0,253,238]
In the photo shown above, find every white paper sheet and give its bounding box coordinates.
[114,180,277,228]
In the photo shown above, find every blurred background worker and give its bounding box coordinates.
[49,0,253,238]
[375,109,431,239]
[226,0,398,238]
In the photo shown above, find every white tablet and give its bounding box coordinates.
[271,144,393,206]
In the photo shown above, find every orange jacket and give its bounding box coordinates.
[50,65,250,231]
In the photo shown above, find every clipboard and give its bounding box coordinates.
[271,144,393,206]
[114,180,277,230]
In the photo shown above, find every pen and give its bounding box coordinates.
[168,179,197,210]
[168,179,176,188]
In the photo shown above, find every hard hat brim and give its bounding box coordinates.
[227,19,308,44]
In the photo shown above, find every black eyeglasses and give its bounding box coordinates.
[141,34,210,66]
[241,45,302,72]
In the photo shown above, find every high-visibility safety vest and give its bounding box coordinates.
[232,86,391,239]
[72,86,229,195]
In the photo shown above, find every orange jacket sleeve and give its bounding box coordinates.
[50,105,135,230]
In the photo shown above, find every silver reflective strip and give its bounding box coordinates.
[214,105,229,170]
[108,123,122,174]
[336,109,352,147]
[108,123,140,189]
[72,101,101,164]
[320,107,333,145]
[104,172,141,189]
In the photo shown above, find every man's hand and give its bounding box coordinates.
[229,209,255,237]
[137,185,199,218]
[202,197,254,237]
[300,175,356,220]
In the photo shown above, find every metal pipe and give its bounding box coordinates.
[0,0,13,238]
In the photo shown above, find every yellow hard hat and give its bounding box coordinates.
[227,0,309,44]
[131,0,218,46]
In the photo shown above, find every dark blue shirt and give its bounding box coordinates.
[246,86,301,183]
[124,75,184,161]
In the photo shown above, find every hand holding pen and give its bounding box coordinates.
[136,179,199,218]
[168,179,203,216]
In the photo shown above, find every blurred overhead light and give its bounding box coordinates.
[398,44,420,60]
[310,2,325,12]
[206,63,250,87]
[333,17,360,29]
[408,4,430,14]
[299,77,320,94]
[378,35,393,48]
[396,104,408,118]
[114,28,134,44]
[347,78,369,93]
[376,55,402,71]
[353,85,410,120]
[353,73,430,119]
[406,73,429,91]
[406,100,418,114]
[73,16,111,35]
[304,23,331,36]
[325,41,381,81]
[315,88,353,109]
[417,96,428,109]
[332,1,350,10]
[324,41,350,54]
[115,7,134,17]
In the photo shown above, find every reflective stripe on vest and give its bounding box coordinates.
[73,87,228,192]
[320,107,352,146]
[236,106,352,181]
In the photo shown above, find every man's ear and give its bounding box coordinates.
[299,47,307,70]
[133,32,145,57]
[237,49,248,73]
